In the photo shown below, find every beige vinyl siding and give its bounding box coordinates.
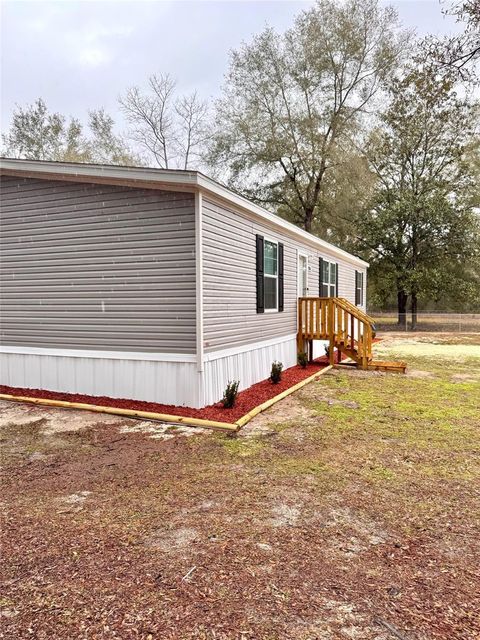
[0,176,196,353]
[202,197,366,352]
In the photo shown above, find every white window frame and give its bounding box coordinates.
[297,250,309,297]
[321,259,337,297]
[263,237,279,313]
[356,271,364,306]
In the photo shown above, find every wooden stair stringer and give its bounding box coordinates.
[333,340,406,374]
[297,297,407,374]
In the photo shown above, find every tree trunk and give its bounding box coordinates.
[304,207,314,233]
[411,292,418,331]
[397,289,408,328]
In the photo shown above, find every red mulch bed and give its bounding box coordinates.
[0,355,335,423]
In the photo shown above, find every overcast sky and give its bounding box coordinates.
[1,0,463,134]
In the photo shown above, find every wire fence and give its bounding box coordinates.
[368,312,480,334]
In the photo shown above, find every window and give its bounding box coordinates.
[264,239,278,310]
[256,235,284,313]
[355,271,364,306]
[298,253,308,297]
[320,259,337,297]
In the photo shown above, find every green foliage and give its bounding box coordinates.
[297,352,308,369]
[87,108,141,166]
[2,98,87,162]
[2,98,139,166]
[354,61,480,317]
[425,0,480,81]
[270,361,283,384]
[208,0,407,233]
[222,380,240,408]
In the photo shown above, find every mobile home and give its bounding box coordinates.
[0,158,369,408]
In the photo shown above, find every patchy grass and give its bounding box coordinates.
[1,334,479,639]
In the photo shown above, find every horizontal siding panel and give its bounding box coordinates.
[4,274,195,286]
[1,205,194,229]
[2,322,194,333]
[1,337,193,350]
[1,292,195,303]
[1,302,194,312]
[2,228,195,249]
[0,176,196,352]
[2,312,195,322]
[1,254,191,268]
[1,183,190,215]
[2,246,194,264]
[3,325,194,336]
[1,193,192,217]
[3,270,195,282]
[1,220,195,240]
[202,197,366,352]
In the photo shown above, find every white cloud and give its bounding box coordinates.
[72,24,133,68]
[77,46,112,68]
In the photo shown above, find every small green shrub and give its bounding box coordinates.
[270,361,283,384]
[222,380,239,408]
[298,351,308,368]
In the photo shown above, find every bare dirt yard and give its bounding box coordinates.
[1,334,479,640]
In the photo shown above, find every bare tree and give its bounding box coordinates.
[175,91,209,170]
[119,74,209,169]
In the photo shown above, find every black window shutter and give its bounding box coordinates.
[278,243,284,312]
[335,263,339,297]
[256,235,264,313]
[355,271,360,305]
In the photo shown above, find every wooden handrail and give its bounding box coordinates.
[334,297,376,326]
[297,297,373,368]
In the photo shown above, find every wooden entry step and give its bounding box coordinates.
[336,360,407,374]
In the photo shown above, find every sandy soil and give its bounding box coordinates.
[1,334,479,639]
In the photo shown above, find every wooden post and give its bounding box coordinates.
[309,298,314,339]
[366,325,372,362]
[297,298,303,353]
[328,299,335,366]
[357,318,362,364]
[361,323,369,370]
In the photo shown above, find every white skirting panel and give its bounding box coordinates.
[2,334,304,408]
[201,334,298,407]
[312,339,329,360]
[0,352,200,408]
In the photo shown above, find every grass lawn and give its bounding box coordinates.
[1,334,479,639]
